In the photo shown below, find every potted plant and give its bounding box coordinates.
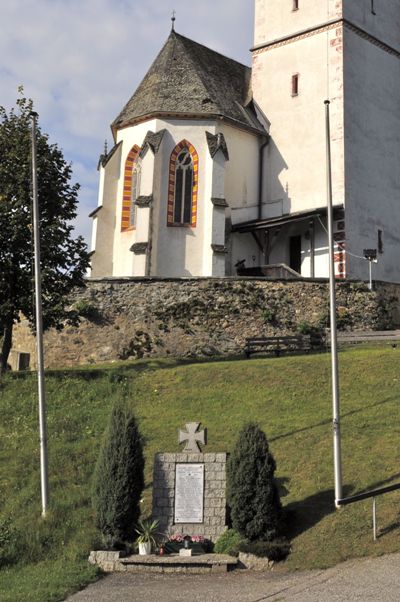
[135,519,159,555]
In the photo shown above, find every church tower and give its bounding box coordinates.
[252,1,400,282]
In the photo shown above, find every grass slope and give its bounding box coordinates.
[0,346,399,600]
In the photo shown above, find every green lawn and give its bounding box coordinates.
[0,346,399,600]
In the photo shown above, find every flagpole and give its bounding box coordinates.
[324,100,343,506]
[31,111,49,516]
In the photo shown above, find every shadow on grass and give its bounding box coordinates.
[284,485,353,539]
[1,347,331,384]
[270,396,398,444]
[360,471,400,494]
[5,353,249,383]
[379,520,400,537]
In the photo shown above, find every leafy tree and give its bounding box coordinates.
[92,403,145,548]
[0,91,90,373]
[227,422,282,542]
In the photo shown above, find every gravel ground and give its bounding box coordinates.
[67,552,400,601]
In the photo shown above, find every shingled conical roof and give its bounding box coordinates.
[112,30,264,135]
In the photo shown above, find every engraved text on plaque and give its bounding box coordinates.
[174,463,204,523]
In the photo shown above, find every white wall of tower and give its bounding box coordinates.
[343,24,400,282]
[254,0,342,47]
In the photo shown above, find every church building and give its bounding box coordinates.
[89,1,400,282]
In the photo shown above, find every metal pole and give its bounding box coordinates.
[372,497,377,541]
[31,111,49,516]
[324,100,343,506]
[369,260,373,291]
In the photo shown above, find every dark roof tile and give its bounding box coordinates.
[112,31,265,135]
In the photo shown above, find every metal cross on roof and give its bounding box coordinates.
[178,422,206,452]
[171,10,176,31]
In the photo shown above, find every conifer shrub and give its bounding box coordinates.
[227,422,282,542]
[92,404,145,548]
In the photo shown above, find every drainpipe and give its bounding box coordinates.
[258,135,269,220]
[146,202,153,277]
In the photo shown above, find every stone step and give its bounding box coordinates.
[89,551,238,574]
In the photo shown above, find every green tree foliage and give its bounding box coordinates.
[0,91,90,372]
[92,404,145,548]
[227,422,282,542]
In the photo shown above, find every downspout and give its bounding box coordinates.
[258,135,269,220]
[146,201,153,277]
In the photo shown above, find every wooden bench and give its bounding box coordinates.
[245,335,312,358]
[327,330,400,346]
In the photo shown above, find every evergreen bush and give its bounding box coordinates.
[92,404,145,548]
[227,422,282,542]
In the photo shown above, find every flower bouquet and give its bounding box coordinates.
[163,533,212,554]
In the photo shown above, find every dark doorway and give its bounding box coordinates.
[289,235,302,274]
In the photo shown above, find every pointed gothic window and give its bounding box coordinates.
[174,149,193,224]
[167,140,198,227]
[121,144,141,231]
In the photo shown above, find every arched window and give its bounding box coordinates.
[121,144,141,231]
[168,140,198,227]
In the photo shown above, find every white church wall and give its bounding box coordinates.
[230,233,261,275]
[254,0,342,47]
[90,144,122,278]
[223,125,260,225]
[343,26,400,283]
[151,119,216,277]
[343,0,400,53]
[112,120,157,277]
[253,24,345,224]
[266,219,328,278]
[90,168,103,255]
[205,149,227,276]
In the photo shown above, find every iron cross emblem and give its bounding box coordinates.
[178,422,206,452]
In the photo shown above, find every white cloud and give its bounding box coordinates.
[0,0,254,243]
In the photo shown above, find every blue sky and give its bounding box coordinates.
[1,0,254,244]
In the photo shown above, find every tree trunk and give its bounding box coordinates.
[0,318,13,375]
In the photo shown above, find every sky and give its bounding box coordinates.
[0,0,255,245]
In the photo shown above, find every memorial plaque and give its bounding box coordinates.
[174,463,204,523]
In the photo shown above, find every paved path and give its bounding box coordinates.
[67,553,400,601]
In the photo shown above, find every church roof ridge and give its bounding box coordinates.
[111,29,265,136]
[170,29,250,70]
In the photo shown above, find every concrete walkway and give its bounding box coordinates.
[67,552,400,601]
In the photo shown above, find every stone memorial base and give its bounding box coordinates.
[89,551,237,574]
[238,552,275,571]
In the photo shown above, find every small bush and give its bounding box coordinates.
[92,403,145,548]
[297,321,319,336]
[262,308,276,324]
[227,422,282,542]
[0,516,18,567]
[214,529,243,556]
[73,300,101,321]
[238,539,291,561]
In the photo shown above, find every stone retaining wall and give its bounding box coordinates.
[10,277,400,368]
